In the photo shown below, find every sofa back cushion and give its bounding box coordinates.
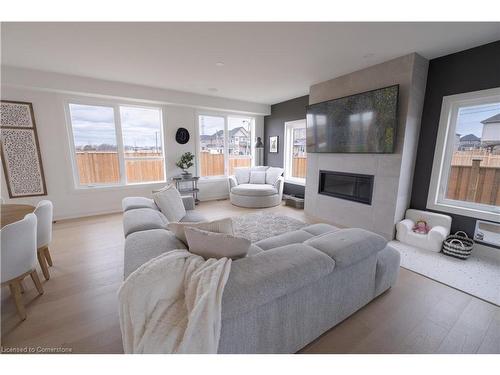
[221,243,335,319]
[250,166,269,172]
[234,167,251,185]
[123,208,168,237]
[265,167,284,185]
[304,228,387,268]
[167,218,234,245]
[185,227,250,260]
[152,185,186,222]
[124,229,187,278]
[249,171,266,184]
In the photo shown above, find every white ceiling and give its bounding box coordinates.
[2,23,499,105]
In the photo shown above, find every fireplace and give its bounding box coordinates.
[318,170,374,205]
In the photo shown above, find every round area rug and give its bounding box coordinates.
[232,211,306,243]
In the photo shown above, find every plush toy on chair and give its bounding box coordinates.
[396,209,452,252]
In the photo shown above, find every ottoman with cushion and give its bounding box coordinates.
[228,166,284,208]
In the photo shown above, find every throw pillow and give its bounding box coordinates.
[265,167,284,185]
[184,227,251,260]
[152,185,186,222]
[249,171,266,184]
[234,167,250,184]
[152,183,175,194]
[167,218,234,245]
[250,166,269,172]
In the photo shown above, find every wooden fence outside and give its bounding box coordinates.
[199,153,308,178]
[199,152,252,176]
[446,159,500,206]
[451,150,500,167]
[292,156,307,179]
[76,152,164,184]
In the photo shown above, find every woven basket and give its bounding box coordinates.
[442,231,474,260]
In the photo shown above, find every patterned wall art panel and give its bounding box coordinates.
[0,101,47,198]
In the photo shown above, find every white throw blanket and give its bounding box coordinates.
[118,249,232,353]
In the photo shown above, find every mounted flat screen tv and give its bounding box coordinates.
[306,85,399,153]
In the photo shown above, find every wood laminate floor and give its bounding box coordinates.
[1,200,499,354]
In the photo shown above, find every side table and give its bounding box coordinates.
[172,176,200,205]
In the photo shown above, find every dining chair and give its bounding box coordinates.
[33,200,54,280]
[1,213,44,320]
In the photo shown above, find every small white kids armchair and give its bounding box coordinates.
[396,209,452,252]
[1,213,44,320]
[33,200,54,280]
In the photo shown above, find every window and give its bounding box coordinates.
[284,119,307,184]
[67,102,165,187]
[427,88,500,222]
[198,114,254,177]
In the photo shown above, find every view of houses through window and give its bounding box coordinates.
[199,115,254,177]
[445,102,500,208]
[68,103,165,186]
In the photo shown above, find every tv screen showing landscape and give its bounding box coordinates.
[306,85,398,153]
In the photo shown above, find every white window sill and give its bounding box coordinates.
[427,200,500,222]
[284,178,306,186]
[71,181,167,193]
[198,176,228,183]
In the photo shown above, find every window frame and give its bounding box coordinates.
[64,98,166,189]
[427,87,500,222]
[196,112,255,179]
[284,119,307,186]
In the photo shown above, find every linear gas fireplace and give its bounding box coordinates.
[318,170,374,205]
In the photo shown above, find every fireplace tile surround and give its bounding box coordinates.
[304,53,429,240]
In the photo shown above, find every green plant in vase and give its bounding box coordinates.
[176,152,195,177]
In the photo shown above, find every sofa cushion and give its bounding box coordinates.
[152,185,186,222]
[180,210,206,223]
[231,184,278,197]
[304,228,387,268]
[234,167,250,185]
[247,244,263,257]
[250,166,269,172]
[167,218,233,244]
[123,208,168,237]
[254,229,314,250]
[122,197,158,212]
[221,243,335,319]
[185,227,250,260]
[250,171,266,184]
[124,229,186,278]
[265,167,284,185]
[301,223,340,236]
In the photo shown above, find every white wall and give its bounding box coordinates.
[0,67,269,220]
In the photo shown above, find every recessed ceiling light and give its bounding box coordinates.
[215,61,225,67]
[208,88,218,92]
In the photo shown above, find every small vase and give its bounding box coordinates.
[182,170,192,179]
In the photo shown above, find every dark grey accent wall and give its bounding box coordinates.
[264,95,309,197]
[411,40,500,236]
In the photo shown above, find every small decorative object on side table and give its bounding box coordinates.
[176,152,195,178]
[172,175,200,205]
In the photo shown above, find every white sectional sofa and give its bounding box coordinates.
[228,166,284,208]
[121,196,401,353]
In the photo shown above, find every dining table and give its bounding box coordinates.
[1,204,36,229]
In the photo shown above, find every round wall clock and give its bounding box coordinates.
[175,127,190,144]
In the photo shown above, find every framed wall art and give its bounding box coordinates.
[0,100,47,198]
[269,135,279,153]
